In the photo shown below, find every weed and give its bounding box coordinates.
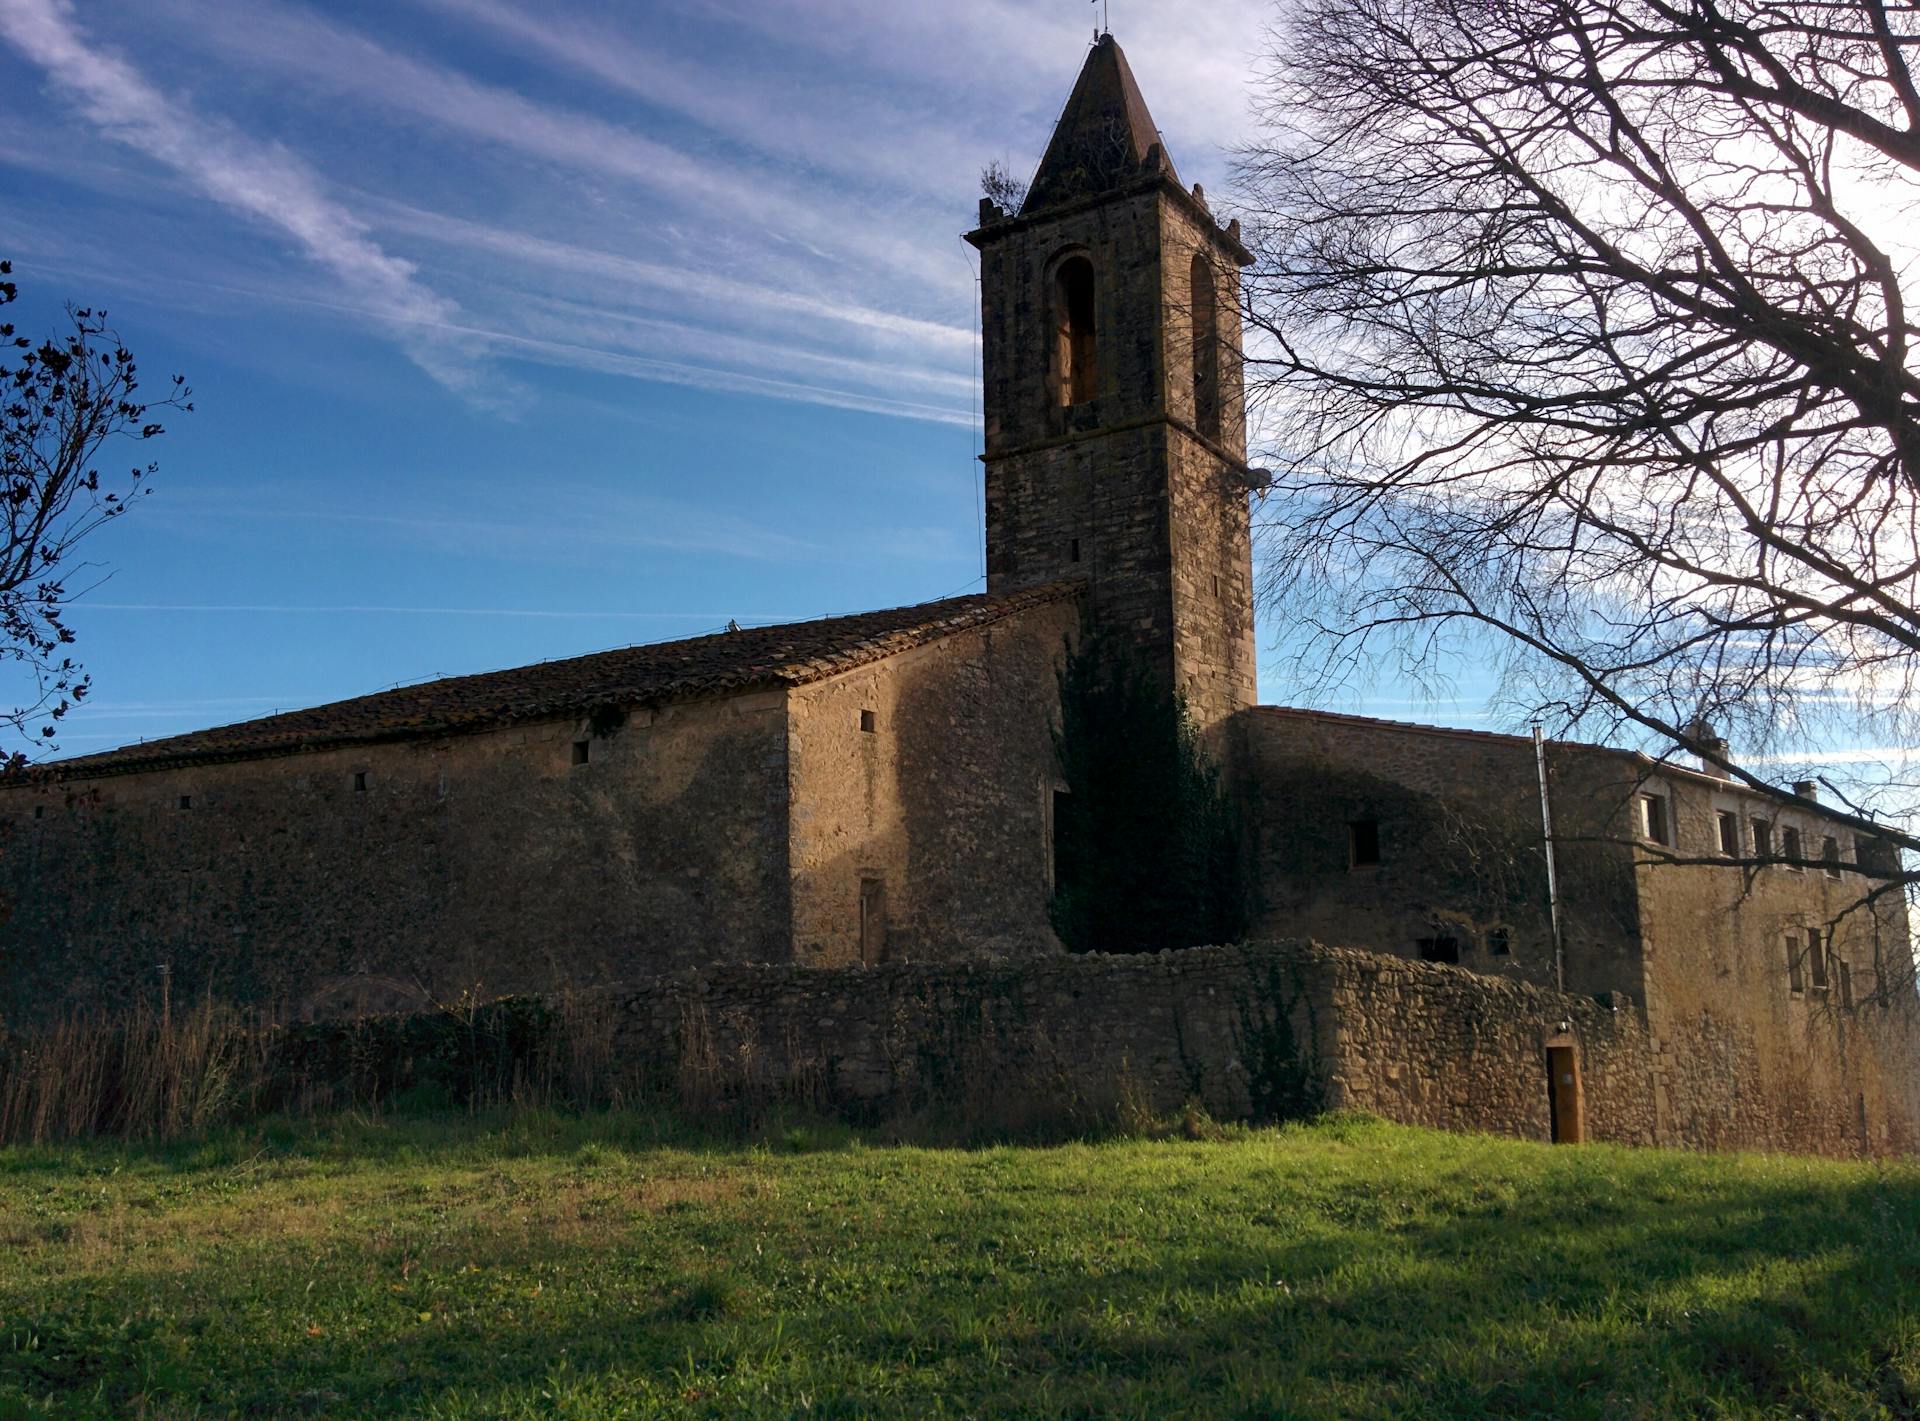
[670,1272,740,1321]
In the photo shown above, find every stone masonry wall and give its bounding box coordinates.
[975,182,1254,735]
[1241,709,1920,1157]
[785,597,1080,966]
[0,691,794,1024]
[1243,710,1646,999]
[1623,764,1920,1157]
[592,939,1664,1148]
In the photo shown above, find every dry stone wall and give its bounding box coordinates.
[589,939,1660,1145]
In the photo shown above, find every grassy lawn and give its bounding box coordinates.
[3,1112,1919,1419]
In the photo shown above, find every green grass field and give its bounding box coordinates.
[4,1111,1919,1419]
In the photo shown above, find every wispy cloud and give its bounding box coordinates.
[0,0,492,395]
[155,0,954,297]
[376,204,974,357]
[406,0,992,198]
[147,488,825,563]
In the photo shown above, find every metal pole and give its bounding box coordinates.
[1534,725,1566,992]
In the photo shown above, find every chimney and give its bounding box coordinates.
[1687,718,1732,780]
[1793,779,1819,801]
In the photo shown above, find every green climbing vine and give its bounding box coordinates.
[1049,634,1248,954]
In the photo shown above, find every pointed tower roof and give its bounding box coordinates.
[1023,34,1178,215]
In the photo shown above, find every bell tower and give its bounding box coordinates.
[965,34,1257,734]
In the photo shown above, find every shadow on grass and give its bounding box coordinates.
[7,1122,1920,1418]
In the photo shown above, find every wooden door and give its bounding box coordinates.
[1547,1045,1585,1143]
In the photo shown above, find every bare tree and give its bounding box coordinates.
[1236,0,1920,902]
[0,261,188,766]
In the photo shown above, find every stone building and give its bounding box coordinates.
[4,35,1917,1155]
[1250,709,1920,1155]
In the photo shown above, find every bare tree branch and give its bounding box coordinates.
[0,261,189,766]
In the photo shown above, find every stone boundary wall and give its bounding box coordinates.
[578,939,1656,1144]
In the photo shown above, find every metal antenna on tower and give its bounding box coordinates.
[1093,0,1109,38]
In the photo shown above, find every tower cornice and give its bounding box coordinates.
[964,171,1252,266]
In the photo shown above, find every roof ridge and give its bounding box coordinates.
[1255,703,1532,746]
[42,581,1083,779]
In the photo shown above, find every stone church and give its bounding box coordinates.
[6,37,1919,1156]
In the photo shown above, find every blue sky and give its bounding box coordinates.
[0,0,1478,760]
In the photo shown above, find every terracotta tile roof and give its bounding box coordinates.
[1254,704,1536,748]
[50,582,1081,778]
[1254,704,1830,807]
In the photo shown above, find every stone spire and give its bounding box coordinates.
[1023,33,1178,214]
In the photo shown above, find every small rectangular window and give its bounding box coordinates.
[32,804,43,820]
[1069,538,1081,563]
[1808,928,1829,991]
[1348,819,1381,867]
[1786,935,1805,995]
[1752,818,1773,859]
[859,877,886,966]
[1638,794,1670,846]
[859,709,877,733]
[1782,826,1803,870]
[1487,928,1512,957]
[178,795,192,811]
[1417,936,1460,965]
[353,770,368,792]
[1822,835,1842,879]
[1839,959,1855,1009]
[1047,788,1071,891]
[1716,811,1739,856]
[571,740,590,766]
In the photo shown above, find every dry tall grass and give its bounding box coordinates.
[0,998,271,1145]
[0,991,660,1146]
[1,988,1184,1147]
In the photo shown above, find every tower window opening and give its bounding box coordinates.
[1069,537,1081,563]
[571,740,590,766]
[1808,928,1829,991]
[1053,256,1098,406]
[1348,819,1380,867]
[1048,787,1072,892]
[1822,835,1842,878]
[859,876,887,965]
[1716,811,1739,856]
[1190,253,1221,440]
[1637,793,1669,846]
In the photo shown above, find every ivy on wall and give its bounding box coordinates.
[1049,635,1248,953]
